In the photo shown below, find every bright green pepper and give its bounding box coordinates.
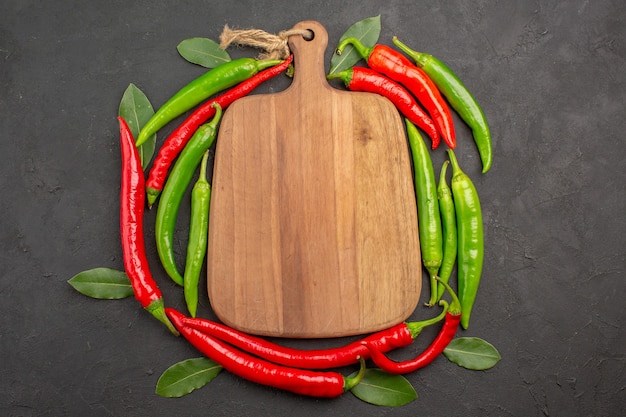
[393,37,493,173]
[435,160,458,302]
[405,119,443,306]
[184,150,211,317]
[135,58,281,147]
[447,149,484,329]
[155,103,222,286]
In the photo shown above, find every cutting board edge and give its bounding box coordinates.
[209,295,422,339]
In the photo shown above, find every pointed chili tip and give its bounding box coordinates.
[343,356,366,391]
[164,307,186,331]
[146,187,160,208]
[360,341,397,374]
[481,157,492,174]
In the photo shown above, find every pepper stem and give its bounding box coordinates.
[343,356,366,391]
[391,36,428,68]
[426,270,439,307]
[146,187,160,210]
[198,150,210,185]
[145,298,179,336]
[435,277,462,316]
[208,102,223,129]
[335,37,372,60]
[325,69,352,87]
[447,149,464,180]
[406,300,449,339]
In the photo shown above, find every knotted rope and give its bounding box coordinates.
[219,25,312,60]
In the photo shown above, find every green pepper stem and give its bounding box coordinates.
[406,300,449,338]
[198,150,210,185]
[426,270,439,307]
[325,69,352,86]
[343,356,366,391]
[447,149,464,179]
[335,37,372,60]
[435,277,462,316]
[208,102,223,129]
[391,36,429,68]
[145,298,179,336]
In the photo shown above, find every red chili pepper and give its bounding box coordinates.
[117,117,178,336]
[165,306,446,369]
[166,308,366,397]
[327,66,440,148]
[363,278,461,374]
[145,55,293,207]
[337,38,456,149]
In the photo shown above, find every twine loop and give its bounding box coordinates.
[219,25,312,60]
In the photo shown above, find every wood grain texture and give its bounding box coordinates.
[207,21,421,338]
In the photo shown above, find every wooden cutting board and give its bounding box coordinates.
[207,21,421,338]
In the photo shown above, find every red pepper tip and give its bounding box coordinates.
[145,300,180,336]
[164,307,187,331]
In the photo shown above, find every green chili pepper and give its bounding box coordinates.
[155,103,222,286]
[183,150,211,317]
[393,37,493,173]
[435,160,457,302]
[447,149,484,329]
[405,119,443,306]
[135,58,281,147]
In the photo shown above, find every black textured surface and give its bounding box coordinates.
[1,1,625,416]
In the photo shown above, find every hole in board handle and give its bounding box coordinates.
[302,29,314,41]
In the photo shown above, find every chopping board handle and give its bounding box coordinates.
[286,21,331,94]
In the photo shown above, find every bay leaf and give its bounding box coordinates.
[349,368,417,407]
[118,83,156,170]
[67,267,133,299]
[177,38,231,68]
[156,357,223,398]
[443,337,501,370]
[328,15,381,75]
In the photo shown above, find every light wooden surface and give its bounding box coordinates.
[207,21,421,338]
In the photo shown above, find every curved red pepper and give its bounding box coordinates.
[167,308,365,397]
[364,279,461,374]
[145,55,293,207]
[165,306,446,369]
[118,117,178,335]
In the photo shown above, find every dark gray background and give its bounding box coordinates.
[1,1,624,416]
